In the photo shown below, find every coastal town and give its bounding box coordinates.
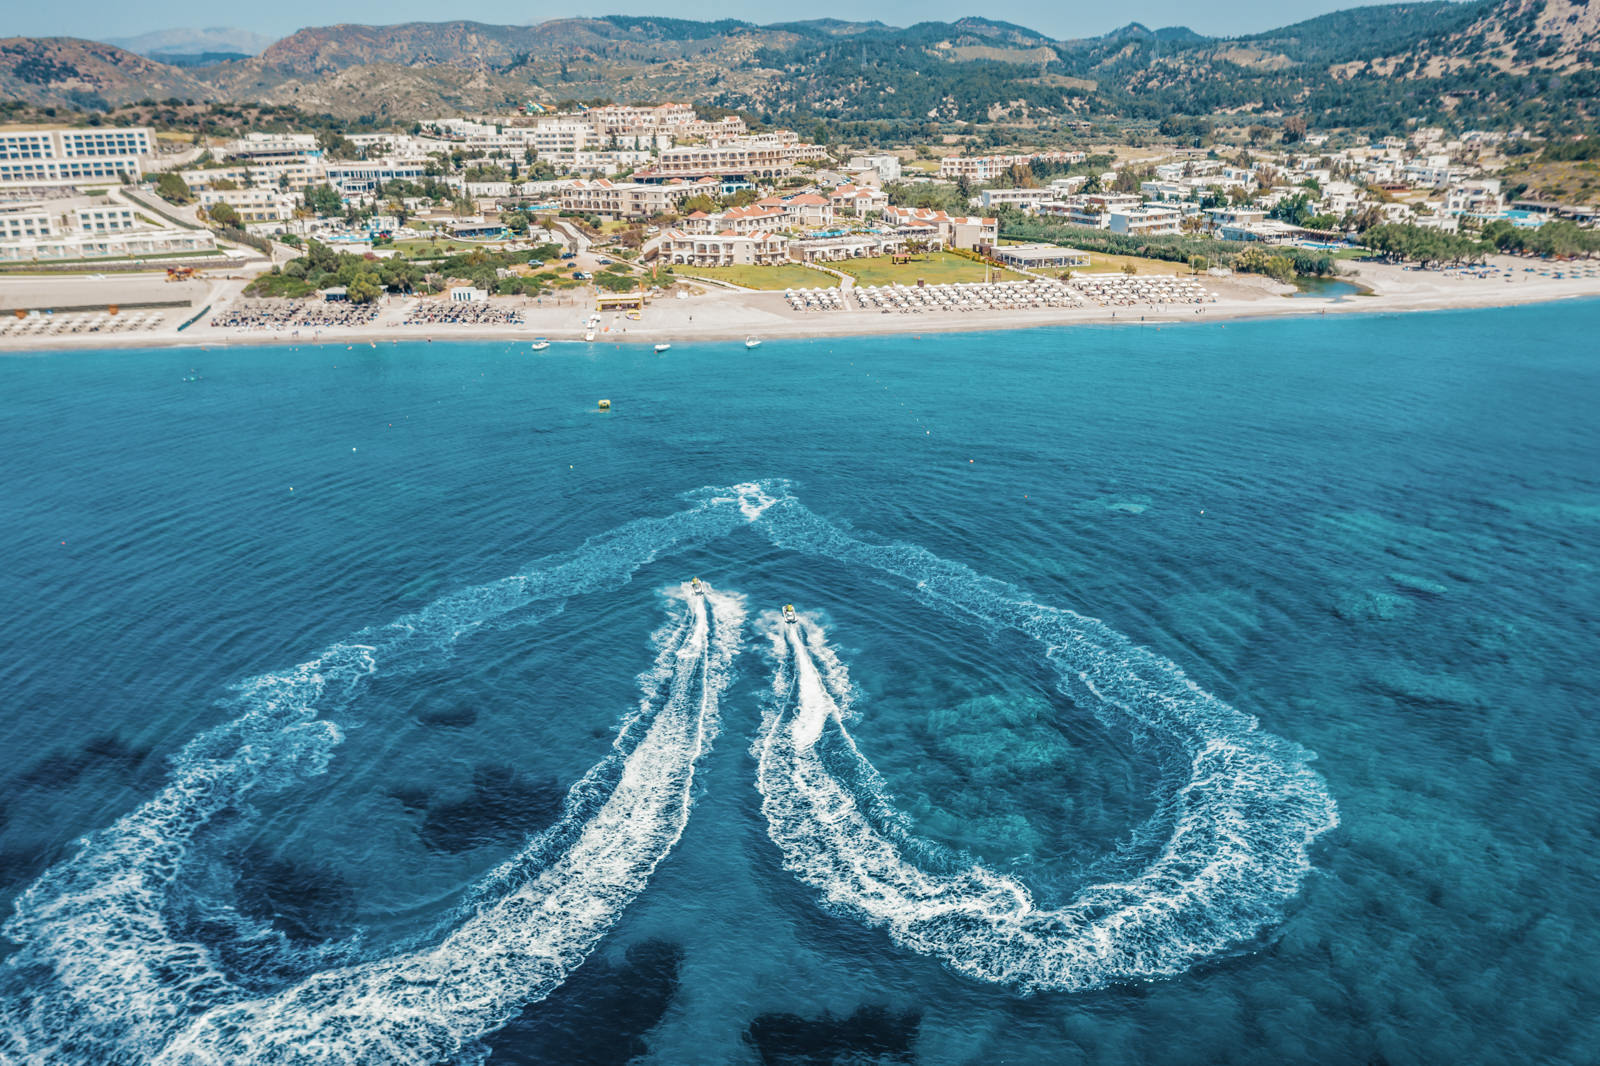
[3,99,1598,347]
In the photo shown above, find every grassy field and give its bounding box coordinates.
[1069,251,1201,277]
[833,251,1023,286]
[393,238,503,256]
[675,263,836,290]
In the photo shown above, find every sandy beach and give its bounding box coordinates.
[1,255,1597,353]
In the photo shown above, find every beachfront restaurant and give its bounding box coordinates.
[992,244,1091,271]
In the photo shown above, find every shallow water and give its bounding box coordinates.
[1288,276,1367,300]
[1,303,1597,1064]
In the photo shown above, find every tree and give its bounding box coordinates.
[318,132,357,160]
[1188,254,1209,273]
[346,271,382,304]
[155,172,193,204]
[1283,116,1308,144]
[1270,193,1317,227]
[304,184,342,217]
[205,201,240,228]
[1235,246,1295,281]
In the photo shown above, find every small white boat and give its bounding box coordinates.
[530,338,550,351]
[782,604,797,624]
[585,329,597,342]
[654,342,671,353]
[690,577,703,597]
[744,336,761,349]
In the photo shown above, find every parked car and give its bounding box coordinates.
[596,257,612,265]
[572,271,589,280]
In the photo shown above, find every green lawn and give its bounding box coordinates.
[833,251,1023,286]
[393,238,505,256]
[675,263,836,290]
[1073,251,1194,277]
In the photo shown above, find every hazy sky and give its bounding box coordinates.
[30,0,1456,44]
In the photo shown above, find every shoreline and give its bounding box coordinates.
[2,256,1597,353]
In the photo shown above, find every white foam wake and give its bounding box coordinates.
[756,600,1337,994]
[0,492,756,1064]
[153,585,743,1064]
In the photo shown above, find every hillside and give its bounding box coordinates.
[1,3,1594,131]
[1338,0,1600,75]
[0,38,217,110]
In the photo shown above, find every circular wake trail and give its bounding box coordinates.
[746,483,1338,993]
[0,490,756,1064]
[155,586,743,1064]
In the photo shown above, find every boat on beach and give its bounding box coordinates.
[745,336,761,349]
[530,338,550,351]
[654,342,671,353]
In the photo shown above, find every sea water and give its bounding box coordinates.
[0,303,1596,1064]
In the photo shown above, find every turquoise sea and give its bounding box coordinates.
[1,302,1597,1064]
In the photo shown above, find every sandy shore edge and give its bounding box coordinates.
[2,258,1596,353]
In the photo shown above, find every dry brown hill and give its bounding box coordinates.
[0,37,217,109]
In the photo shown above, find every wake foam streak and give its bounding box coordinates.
[154,587,744,1065]
[0,490,757,1064]
[748,490,1338,993]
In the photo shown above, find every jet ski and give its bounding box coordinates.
[690,577,703,597]
[782,604,797,624]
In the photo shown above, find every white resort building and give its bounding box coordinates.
[0,126,155,186]
[659,228,790,267]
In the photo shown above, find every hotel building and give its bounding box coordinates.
[0,127,155,186]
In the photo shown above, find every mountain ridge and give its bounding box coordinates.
[2,4,1593,131]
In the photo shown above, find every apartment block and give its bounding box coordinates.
[0,126,155,185]
[639,143,794,181]
[223,133,321,164]
[937,151,1086,183]
[559,178,719,220]
[659,228,789,267]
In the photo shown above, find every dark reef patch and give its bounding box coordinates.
[744,1004,922,1065]
[475,938,684,1064]
[418,764,564,854]
[232,845,359,945]
[13,733,161,792]
[417,704,480,729]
